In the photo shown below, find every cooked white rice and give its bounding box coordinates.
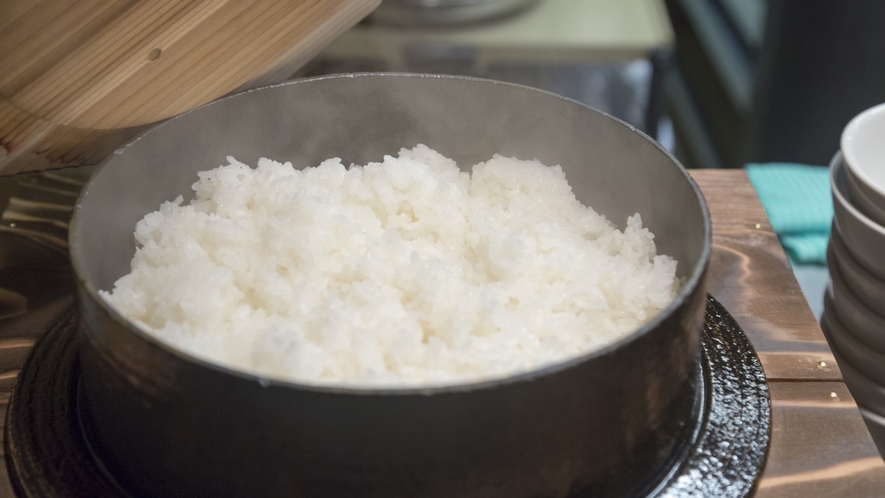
[101,145,680,387]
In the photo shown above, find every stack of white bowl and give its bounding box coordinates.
[825,103,885,452]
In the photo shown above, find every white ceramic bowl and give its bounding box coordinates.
[830,224,885,315]
[846,166,885,226]
[842,102,885,214]
[823,290,885,383]
[826,249,885,352]
[821,309,885,417]
[831,151,885,280]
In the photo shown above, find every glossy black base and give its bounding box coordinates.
[4,296,770,498]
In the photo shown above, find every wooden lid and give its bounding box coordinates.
[0,0,379,174]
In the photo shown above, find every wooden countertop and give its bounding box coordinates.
[689,169,885,497]
[0,168,881,496]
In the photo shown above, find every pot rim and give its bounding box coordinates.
[69,72,712,396]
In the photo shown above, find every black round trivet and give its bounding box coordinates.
[4,296,770,498]
[4,307,128,498]
[651,296,771,498]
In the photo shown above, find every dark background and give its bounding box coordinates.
[665,0,885,168]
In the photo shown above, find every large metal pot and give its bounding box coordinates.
[70,74,710,498]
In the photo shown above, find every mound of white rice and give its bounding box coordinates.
[101,145,680,387]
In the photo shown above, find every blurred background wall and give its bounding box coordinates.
[666,0,885,168]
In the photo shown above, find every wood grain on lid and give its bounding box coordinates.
[0,0,380,174]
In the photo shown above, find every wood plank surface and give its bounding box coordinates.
[759,382,885,498]
[689,169,839,381]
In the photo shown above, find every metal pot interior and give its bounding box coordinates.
[68,73,711,498]
[72,73,709,344]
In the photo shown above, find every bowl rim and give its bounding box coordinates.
[69,72,712,396]
[859,407,885,427]
[830,221,885,292]
[822,313,885,420]
[822,305,885,398]
[845,164,885,225]
[824,266,885,360]
[841,102,885,203]
[831,151,885,236]
[827,240,885,358]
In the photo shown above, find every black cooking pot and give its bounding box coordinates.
[70,74,710,498]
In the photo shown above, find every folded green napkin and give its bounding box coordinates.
[745,163,833,264]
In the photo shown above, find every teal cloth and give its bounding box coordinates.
[745,163,833,264]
